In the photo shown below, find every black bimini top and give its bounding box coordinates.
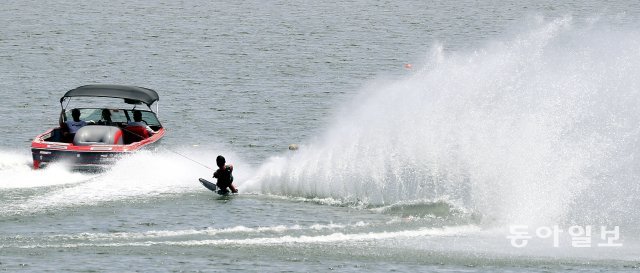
[62,84,159,106]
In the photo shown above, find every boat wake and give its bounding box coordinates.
[0,147,249,216]
[0,150,94,189]
[1,223,480,249]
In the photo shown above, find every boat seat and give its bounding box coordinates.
[123,126,150,144]
[73,126,123,146]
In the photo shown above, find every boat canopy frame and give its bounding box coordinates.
[60,85,160,112]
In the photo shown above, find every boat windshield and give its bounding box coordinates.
[125,109,161,126]
[63,108,161,126]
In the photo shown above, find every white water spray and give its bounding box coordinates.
[0,147,251,215]
[246,17,640,227]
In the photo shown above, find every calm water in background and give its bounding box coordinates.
[3,0,640,272]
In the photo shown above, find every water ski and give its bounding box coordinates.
[199,178,233,196]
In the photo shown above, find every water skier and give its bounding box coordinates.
[213,155,238,194]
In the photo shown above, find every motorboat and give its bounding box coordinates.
[31,84,165,170]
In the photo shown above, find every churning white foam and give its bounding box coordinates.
[6,224,480,249]
[0,150,93,189]
[7,222,371,243]
[245,17,640,227]
[0,147,250,214]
